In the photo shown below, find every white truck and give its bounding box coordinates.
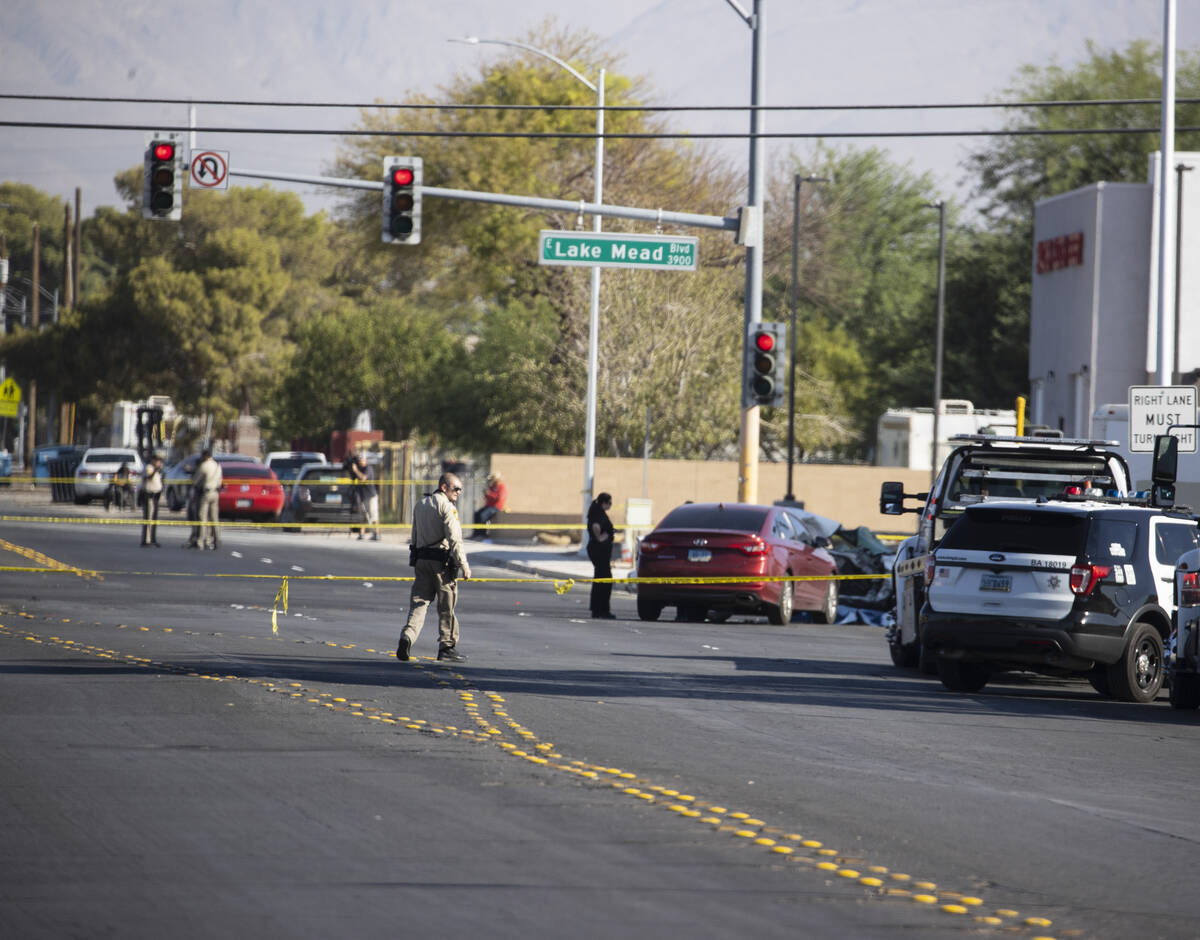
[876,399,1017,470]
[879,434,1134,671]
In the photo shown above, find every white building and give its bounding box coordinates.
[1029,151,1200,437]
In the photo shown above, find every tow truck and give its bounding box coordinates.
[878,434,1133,671]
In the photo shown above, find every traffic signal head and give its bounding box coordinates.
[382,156,422,245]
[745,322,788,408]
[143,133,183,220]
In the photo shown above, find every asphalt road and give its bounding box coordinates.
[3,504,1200,939]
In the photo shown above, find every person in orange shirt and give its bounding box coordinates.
[473,471,508,539]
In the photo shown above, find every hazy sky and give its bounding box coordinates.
[2,0,1196,219]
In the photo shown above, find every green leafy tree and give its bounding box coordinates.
[270,298,466,445]
[21,172,353,438]
[760,146,943,454]
[969,40,1200,226]
[950,40,1200,429]
[327,21,745,456]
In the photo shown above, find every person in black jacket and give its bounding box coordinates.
[587,492,616,619]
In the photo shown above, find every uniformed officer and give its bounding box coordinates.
[185,448,223,550]
[396,473,472,662]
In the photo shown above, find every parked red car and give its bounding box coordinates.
[218,464,285,522]
[636,502,839,624]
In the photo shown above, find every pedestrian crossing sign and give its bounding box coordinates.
[0,378,21,418]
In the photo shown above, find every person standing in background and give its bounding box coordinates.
[140,454,164,547]
[587,492,616,619]
[351,453,381,541]
[186,448,223,551]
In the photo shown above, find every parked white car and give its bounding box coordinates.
[265,450,327,484]
[73,448,144,504]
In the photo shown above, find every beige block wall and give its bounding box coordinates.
[489,454,928,534]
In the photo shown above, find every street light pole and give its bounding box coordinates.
[785,173,830,503]
[451,36,604,528]
[927,200,947,485]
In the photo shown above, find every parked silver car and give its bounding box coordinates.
[73,448,144,504]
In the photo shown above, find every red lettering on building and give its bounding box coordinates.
[1036,231,1085,274]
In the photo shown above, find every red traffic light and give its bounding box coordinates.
[392,167,414,186]
[754,331,775,353]
[152,142,175,162]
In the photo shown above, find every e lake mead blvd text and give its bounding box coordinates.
[538,231,699,271]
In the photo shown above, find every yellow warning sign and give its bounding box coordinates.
[0,378,21,418]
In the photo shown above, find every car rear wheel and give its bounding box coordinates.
[678,604,708,623]
[166,488,183,512]
[1169,673,1200,709]
[889,635,919,668]
[767,579,794,625]
[917,636,940,676]
[1107,622,1164,704]
[707,609,732,624]
[636,597,663,622]
[812,580,838,624]
[1086,667,1112,697]
[938,659,991,693]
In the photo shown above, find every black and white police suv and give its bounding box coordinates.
[920,499,1197,702]
[880,435,1132,673]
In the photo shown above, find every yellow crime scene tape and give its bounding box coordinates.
[6,476,440,486]
[0,511,894,634]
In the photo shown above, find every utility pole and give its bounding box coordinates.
[73,187,81,305]
[1176,163,1193,382]
[733,0,765,504]
[928,201,947,485]
[25,223,39,470]
[62,203,72,311]
[1156,0,1178,384]
[785,173,830,503]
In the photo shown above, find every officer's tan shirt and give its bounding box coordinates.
[192,457,223,493]
[410,490,466,569]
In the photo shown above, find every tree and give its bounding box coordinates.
[270,298,466,445]
[0,183,70,304]
[953,40,1200,427]
[969,40,1200,226]
[759,146,944,454]
[327,21,746,456]
[27,173,354,438]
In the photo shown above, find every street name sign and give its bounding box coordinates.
[538,231,698,271]
[1128,385,1197,452]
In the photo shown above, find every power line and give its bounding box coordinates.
[3,119,1200,141]
[2,92,1199,113]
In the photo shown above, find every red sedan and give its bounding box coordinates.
[219,464,285,523]
[636,502,839,624]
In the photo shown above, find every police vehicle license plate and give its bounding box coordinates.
[688,549,712,563]
[979,573,1012,592]
[236,498,252,508]
[325,493,341,504]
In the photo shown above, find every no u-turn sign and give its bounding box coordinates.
[190,150,230,190]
